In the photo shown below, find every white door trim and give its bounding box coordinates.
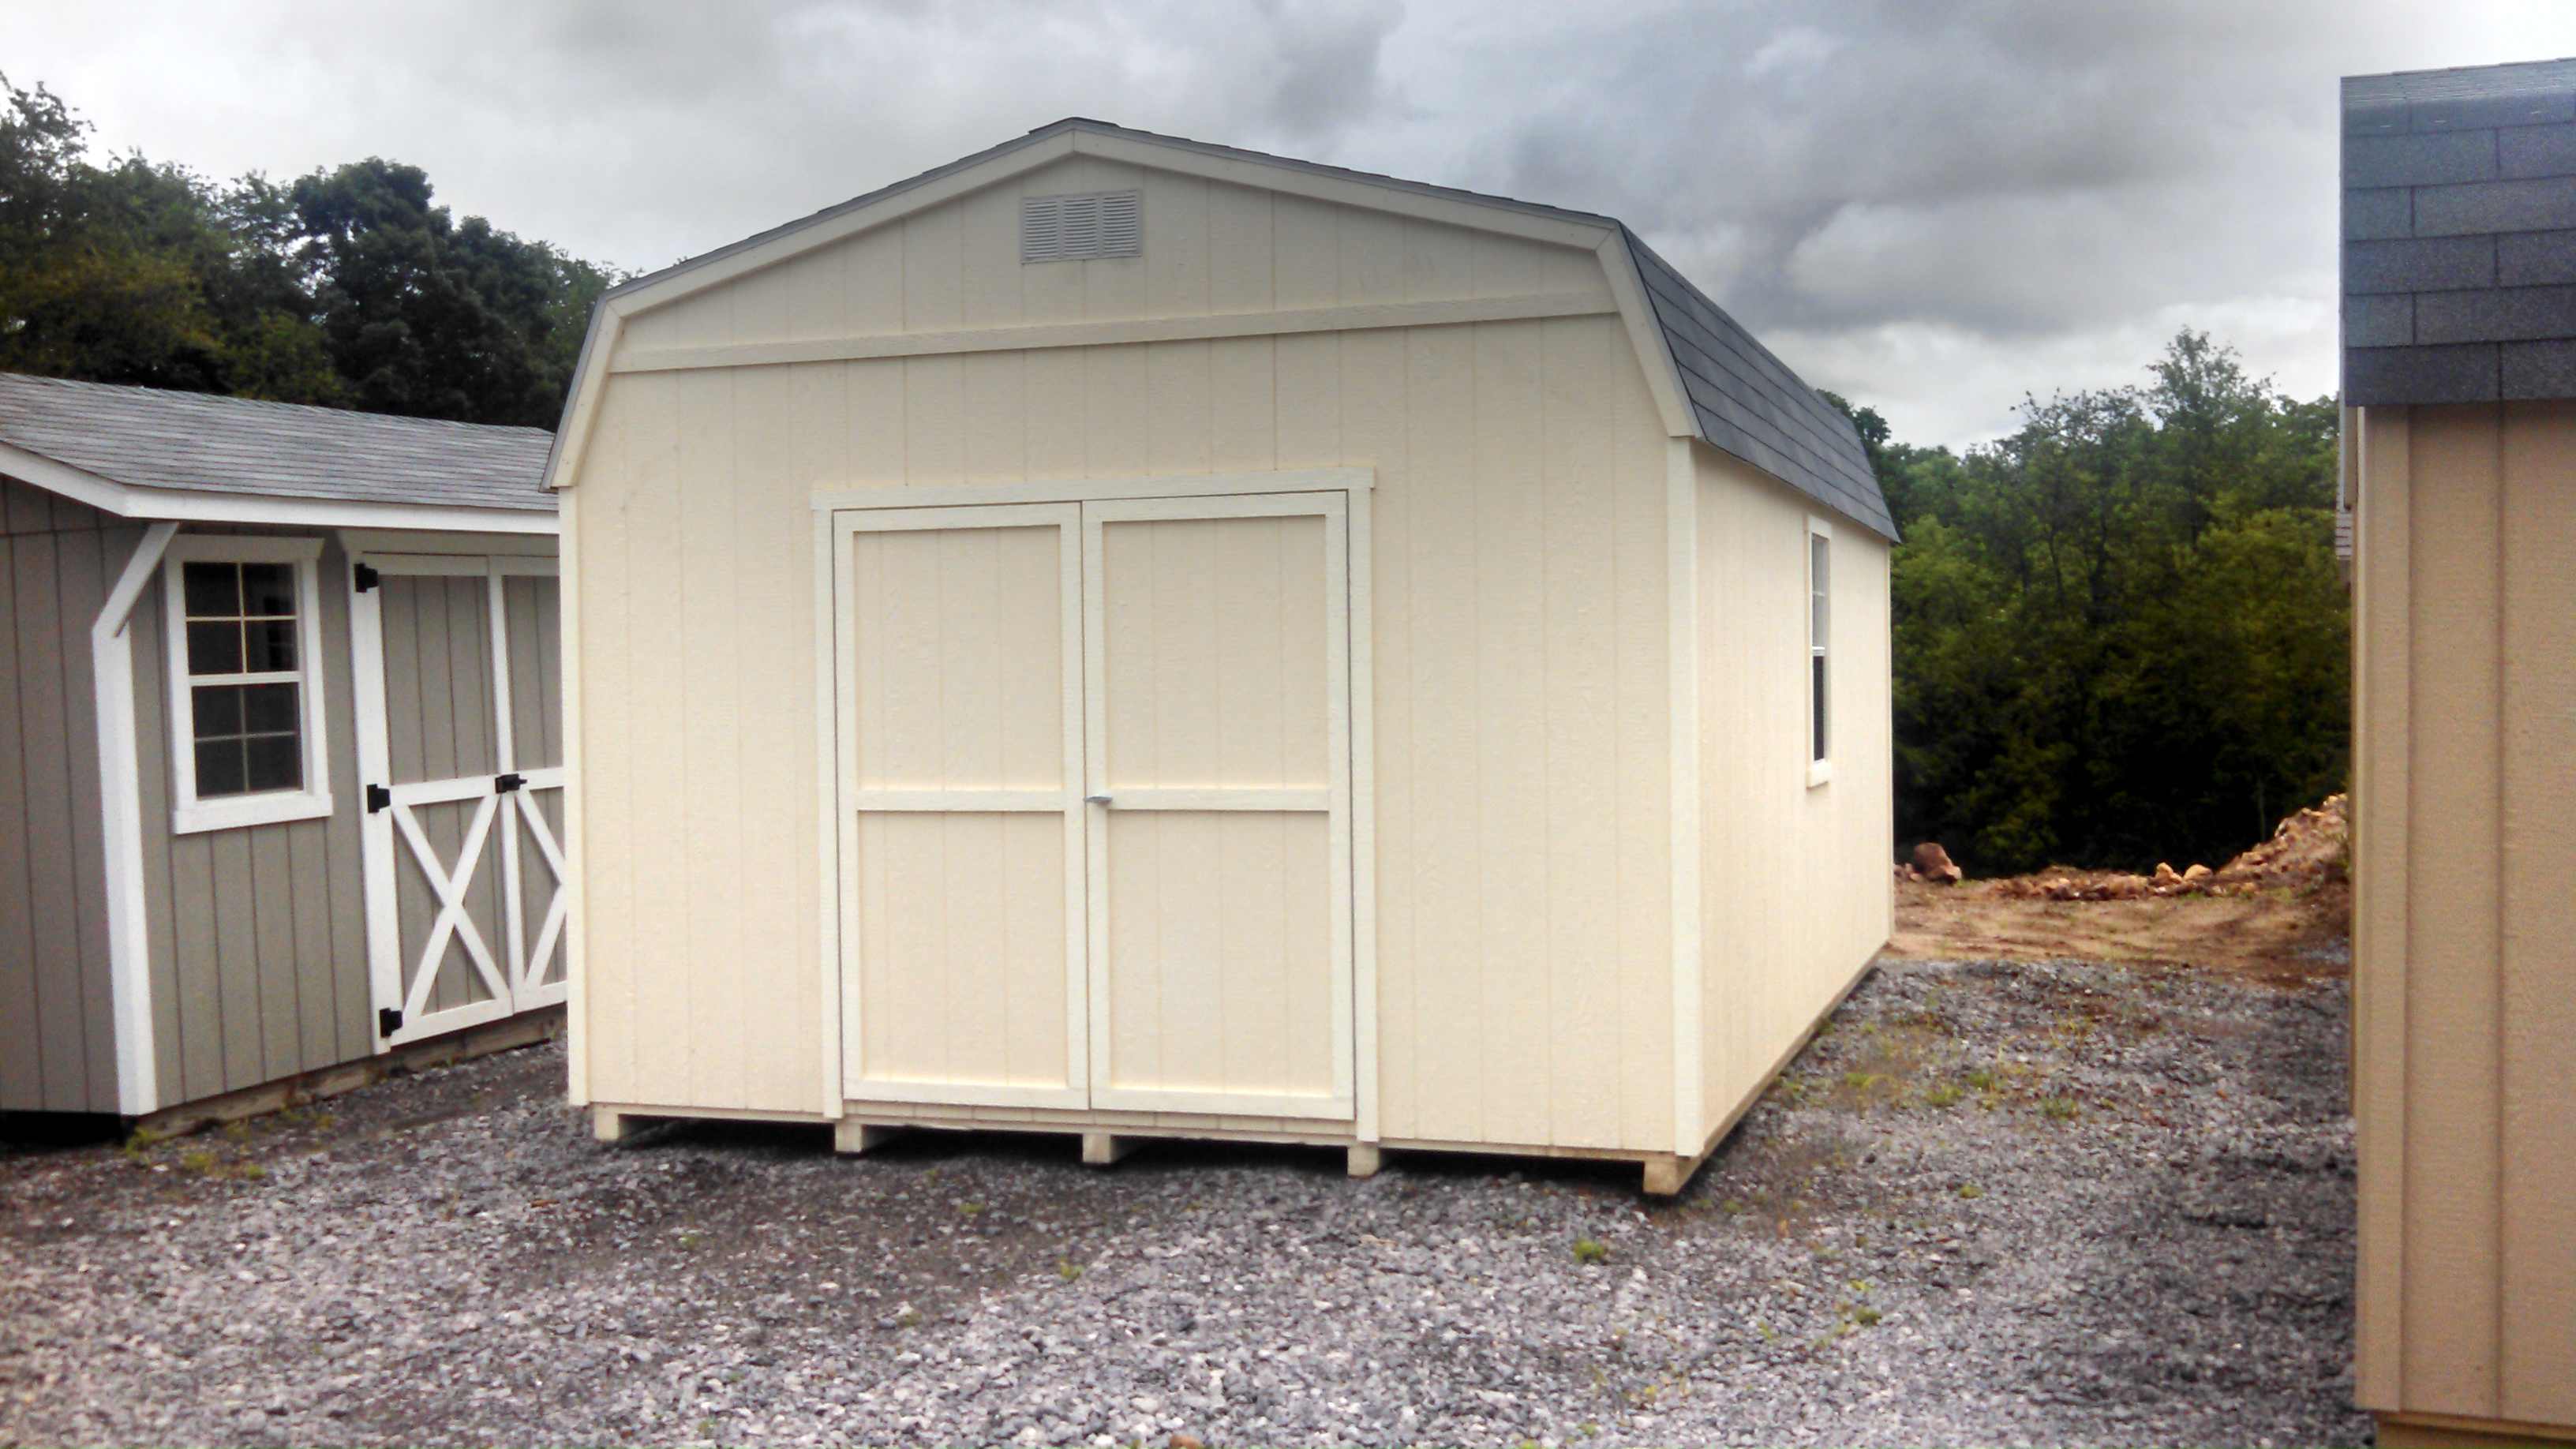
[350,550,567,1048]
[810,466,1373,514]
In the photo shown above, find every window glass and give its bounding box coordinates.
[179,559,306,798]
[1810,534,1830,765]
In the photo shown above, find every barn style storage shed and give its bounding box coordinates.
[2343,58,2576,1448]
[0,373,568,1125]
[552,120,1896,1193]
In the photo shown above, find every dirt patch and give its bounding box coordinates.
[1889,796,2351,983]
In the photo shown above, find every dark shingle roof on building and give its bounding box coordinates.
[0,373,556,511]
[599,118,1893,538]
[1624,231,1891,537]
[2342,58,2576,405]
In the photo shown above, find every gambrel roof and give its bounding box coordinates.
[557,118,1894,539]
[0,372,556,531]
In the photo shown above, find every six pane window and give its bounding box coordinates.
[182,560,305,796]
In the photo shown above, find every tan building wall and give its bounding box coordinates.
[1696,448,1894,1138]
[2353,400,2576,1439]
[560,144,1893,1170]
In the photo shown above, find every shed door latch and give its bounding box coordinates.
[495,773,525,793]
[365,784,391,813]
[378,1007,402,1035]
[353,562,380,593]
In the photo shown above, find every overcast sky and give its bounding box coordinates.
[14,1,2576,445]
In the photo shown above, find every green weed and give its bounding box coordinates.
[1571,1237,1608,1266]
[1956,1183,1984,1200]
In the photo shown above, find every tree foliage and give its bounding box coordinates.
[0,77,612,427]
[1832,333,2348,875]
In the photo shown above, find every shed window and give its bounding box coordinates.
[162,537,334,833]
[1807,522,1831,785]
[1021,190,1142,263]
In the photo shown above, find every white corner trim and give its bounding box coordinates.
[95,520,180,1116]
[159,534,337,836]
[1667,439,1705,1159]
[0,440,556,534]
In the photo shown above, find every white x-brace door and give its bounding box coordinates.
[350,552,568,1049]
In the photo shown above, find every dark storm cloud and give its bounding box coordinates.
[11,1,2575,440]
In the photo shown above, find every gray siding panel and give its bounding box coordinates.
[0,536,37,1109]
[0,481,140,1115]
[130,529,387,1106]
[57,526,118,1111]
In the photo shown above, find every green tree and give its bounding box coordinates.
[0,77,613,425]
[1838,332,2347,874]
[289,159,612,427]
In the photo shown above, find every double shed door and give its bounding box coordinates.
[834,492,1354,1121]
[350,552,568,1049]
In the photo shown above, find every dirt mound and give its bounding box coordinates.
[1887,796,2351,981]
[1975,795,2346,903]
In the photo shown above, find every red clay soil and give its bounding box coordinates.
[1885,796,2352,983]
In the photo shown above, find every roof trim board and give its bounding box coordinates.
[608,289,1619,376]
[545,118,1893,541]
[0,440,558,534]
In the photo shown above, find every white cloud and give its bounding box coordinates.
[9,0,2576,445]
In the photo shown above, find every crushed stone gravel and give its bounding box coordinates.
[1,957,2364,1447]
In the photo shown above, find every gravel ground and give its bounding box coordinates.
[2,957,2364,1448]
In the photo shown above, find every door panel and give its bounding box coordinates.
[852,812,1071,1092]
[353,555,566,1047]
[1084,495,1354,1120]
[836,505,1087,1106]
[1101,810,1337,1101]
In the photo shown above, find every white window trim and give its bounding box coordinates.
[1807,515,1834,788]
[162,534,335,833]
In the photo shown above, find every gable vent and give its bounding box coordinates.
[1021,189,1142,263]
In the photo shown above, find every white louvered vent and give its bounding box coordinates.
[1021,190,1142,263]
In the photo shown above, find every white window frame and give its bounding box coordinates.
[161,534,335,833]
[1807,516,1833,788]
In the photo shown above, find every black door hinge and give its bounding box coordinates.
[495,773,525,793]
[354,562,380,593]
[366,783,391,813]
[378,1006,402,1035]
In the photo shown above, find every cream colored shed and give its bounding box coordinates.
[550,121,1895,1193]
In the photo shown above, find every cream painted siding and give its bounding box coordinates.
[1693,448,1893,1134]
[569,159,1682,1148]
[2353,400,2576,1430]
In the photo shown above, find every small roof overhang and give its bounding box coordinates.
[0,373,557,535]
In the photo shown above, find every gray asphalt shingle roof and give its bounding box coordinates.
[603,118,1893,539]
[0,373,556,512]
[2342,56,2576,404]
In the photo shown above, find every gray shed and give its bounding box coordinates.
[0,373,565,1123]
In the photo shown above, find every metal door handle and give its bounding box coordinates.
[1086,794,1113,806]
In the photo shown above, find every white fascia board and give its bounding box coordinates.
[1594,235,1697,440]
[1068,131,1616,251]
[0,440,555,534]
